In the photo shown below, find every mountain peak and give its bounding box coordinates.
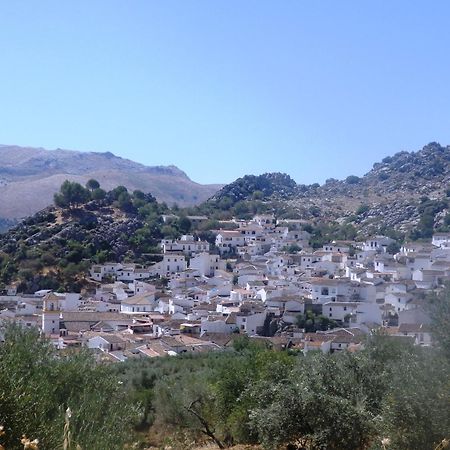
[0,145,222,221]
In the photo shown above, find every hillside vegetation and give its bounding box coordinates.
[0,180,203,293]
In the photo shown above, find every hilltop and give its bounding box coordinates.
[293,142,450,230]
[0,145,222,226]
[0,182,178,293]
[206,142,450,237]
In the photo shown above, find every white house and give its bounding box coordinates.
[324,301,359,322]
[396,323,432,346]
[89,263,122,281]
[150,254,187,277]
[253,214,275,228]
[189,252,226,277]
[87,334,126,352]
[161,235,210,256]
[384,292,413,312]
[310,279,351,304]
[235,310,267,335]
[322,242,350,253]
[200,313,239,334]
[215,230,246,254]
[432,232,450,248]
[116,265,151,282]
[282,299,307,323]
[361,236,395,252]
[120,292,156,314]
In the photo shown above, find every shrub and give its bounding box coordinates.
[345,175,361,184]
[356,204,370,215]
[0,324,139,449]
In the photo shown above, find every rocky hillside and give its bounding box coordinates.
[0,145,222,224]
[209,172,298,203]
[290,142,450,233]
[0,185,178,293]
[208,142,450,236]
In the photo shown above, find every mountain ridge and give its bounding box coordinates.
[0,145,222,223]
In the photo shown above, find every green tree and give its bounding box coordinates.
[0,324,139,450]
[117,191,134,212]
[86,178,100,191]
[110,185,128,201]
[386,241,401,255]
[178,217,192,234]
[91,187,106,200]
[296,310,339,332]
[249,352,381,450]
[54,180,90,208]
[345,175,361,184]
[282,243,301,254]
[379,347,450,450]
[427,283,450,359]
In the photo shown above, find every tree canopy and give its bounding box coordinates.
[0,324,138,450]
[54,180,90,208]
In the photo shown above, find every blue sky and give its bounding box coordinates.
[1,1,450,185]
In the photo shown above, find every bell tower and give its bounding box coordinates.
[42,293,62,335]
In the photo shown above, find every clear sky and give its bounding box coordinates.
[1,1,450,185]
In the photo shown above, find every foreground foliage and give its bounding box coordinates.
[0,313,449,449]
[120,334,450,450]
[0,324,139,450]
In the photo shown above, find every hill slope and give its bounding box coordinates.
[0,145,222,222]
[0,188,172,292]
[207,142,450,235]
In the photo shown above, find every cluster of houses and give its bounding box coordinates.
[0,214,444,362]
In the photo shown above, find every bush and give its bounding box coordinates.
[345,175,361,184]
[54,181,91,208]
[0,324,139,449]
[356,204,370,215]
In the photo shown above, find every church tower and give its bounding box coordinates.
[42,292,62,335]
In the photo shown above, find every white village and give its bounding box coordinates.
[1,214,444,362]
